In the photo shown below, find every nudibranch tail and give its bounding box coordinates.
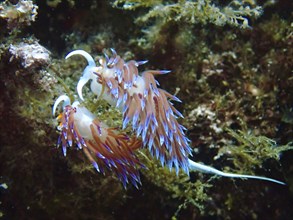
[53,95,143,188]
[70,49,193,175]
[188,159,285,185]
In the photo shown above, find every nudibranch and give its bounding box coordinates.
[66,49,192,176]
[54,49,285,186]
[53,95,143,188]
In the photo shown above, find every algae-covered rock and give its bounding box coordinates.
[0,0,292,219]
[9,42,51,69]
[0,0,38,30]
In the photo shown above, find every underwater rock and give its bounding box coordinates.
[0,0,38,30]
[9,42,51,70]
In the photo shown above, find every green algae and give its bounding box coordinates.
[216,129,293,174]
[113,0,262,28]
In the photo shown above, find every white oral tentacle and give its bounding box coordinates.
[52,95,71,116]
[66,50,97,100]
[66,50,96,67]
[77,76,90,101]
[188,159,285,185]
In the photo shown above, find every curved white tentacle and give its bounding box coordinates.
[77,75,90,101]
[66,50,98,100]
[188,159,285,185]
[65,50,96,67]
[52,95,71,116]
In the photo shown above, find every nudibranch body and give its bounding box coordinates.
[53,49,285,187]
[53,95,143,188]
[67,49,192,175]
